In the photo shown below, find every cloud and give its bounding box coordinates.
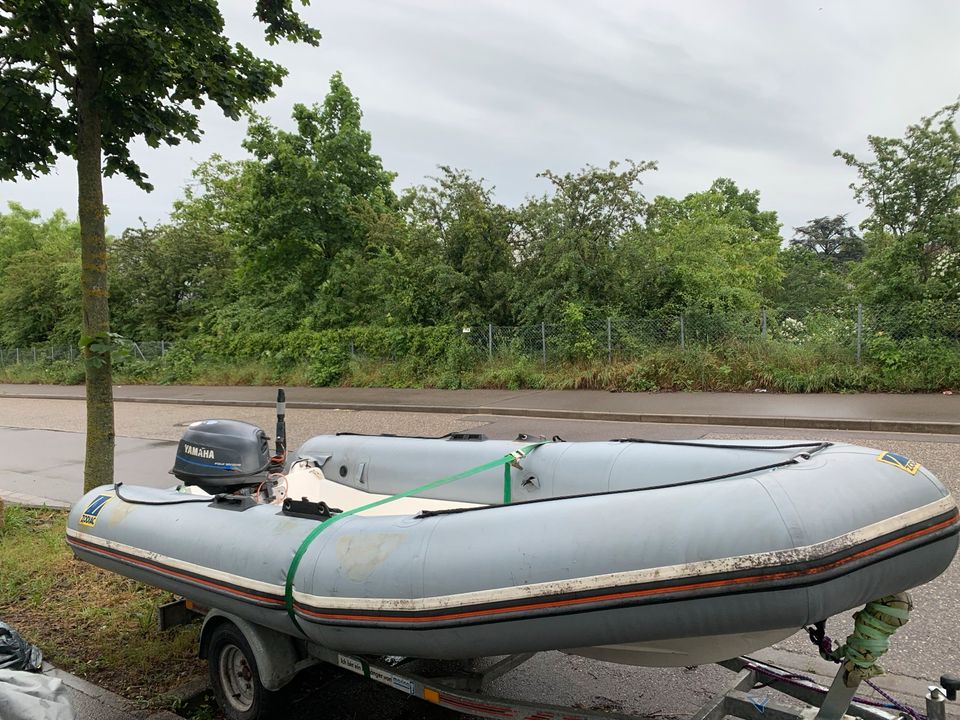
[1,0,958,237]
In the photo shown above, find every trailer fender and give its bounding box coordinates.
[199,610,299,691]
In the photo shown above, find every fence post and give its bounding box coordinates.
[541,322,546,365]
[761,308,767,340]
[160,340,165,357]
[0,347,3,365]
[487,323,493,360]
[606,317,612,364]
[680,315,685,349]
[856,303,863,365]
[32,347,36,363]
[16,348,20,363]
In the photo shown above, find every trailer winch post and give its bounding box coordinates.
[814,669,861,720]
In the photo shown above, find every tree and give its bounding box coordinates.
[0,204,80,346]
[0,2,319,491]
[404,168,516,325]
[835,102,960,301]
[641,179,783,312]
[514,160,657,322]
[774,246,849,318]
[110,220,235,339]
[235,74,397,319]
[791,215,864,263]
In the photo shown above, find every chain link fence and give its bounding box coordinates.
[454,302,960,365]
[0,340,170,367]
[2,302,959,369]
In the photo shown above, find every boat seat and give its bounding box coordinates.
[283,465,485,517]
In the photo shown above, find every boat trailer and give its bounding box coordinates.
[300,646,958,720]
[169,602,960,720]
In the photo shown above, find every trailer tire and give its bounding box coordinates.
[207,622,281,720]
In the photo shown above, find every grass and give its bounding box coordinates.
[0,505,204,708]
[2,338,958,392]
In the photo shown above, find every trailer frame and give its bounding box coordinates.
[179,604,958,720]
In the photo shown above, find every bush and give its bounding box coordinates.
[309,344,349,386]
[555,302,600,361]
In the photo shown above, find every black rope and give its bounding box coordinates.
[335,431,456,440]
[113,482,213,506]
[418,445,830,517]
[618,457,809,493]
[613,438,833,451]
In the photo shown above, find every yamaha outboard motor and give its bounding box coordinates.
[172,390,288,495]
[172,419,271,494]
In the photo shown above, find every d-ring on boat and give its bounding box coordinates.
[66,390,959,720]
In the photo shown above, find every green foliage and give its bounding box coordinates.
[0,0,320,493]
[641,178,783,312]
[6,328,960,393]
[0,1,318,190]
[403,167,516,325]
[110,222,235,339]
[0,358,86,385]
[555,302,600,361]
[790,215,864,263]
[78,332,131,369]
[775,246,850,318]
[5,76,960,397]
[0,204,81,346]
[155,344,199,384]
[514,160,656,322]
[309,345,349,386]
[233,75,396,313]
[836,102,960,303]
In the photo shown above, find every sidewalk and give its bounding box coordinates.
[1,384,957,433]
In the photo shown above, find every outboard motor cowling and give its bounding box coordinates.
[172,419,271,494]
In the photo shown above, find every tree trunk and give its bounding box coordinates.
[76,6,114,493]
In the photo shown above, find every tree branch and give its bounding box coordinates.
[45,47,75,85]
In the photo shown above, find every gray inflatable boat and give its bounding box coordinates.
[66,425,959,667]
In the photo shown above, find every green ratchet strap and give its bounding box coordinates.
[283,441,550,634]
[817,592,912,686]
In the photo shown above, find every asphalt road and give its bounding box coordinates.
[0,398,957,719]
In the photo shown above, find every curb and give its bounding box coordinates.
[0,489,70,509]
[42,662,189,720]
[161,675,210,712]
[4,391,959,435]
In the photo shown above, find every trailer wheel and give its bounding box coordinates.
[207,622,279,720]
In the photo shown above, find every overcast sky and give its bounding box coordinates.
[2,0,959,237]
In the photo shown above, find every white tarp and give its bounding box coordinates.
[0,670,75,720]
